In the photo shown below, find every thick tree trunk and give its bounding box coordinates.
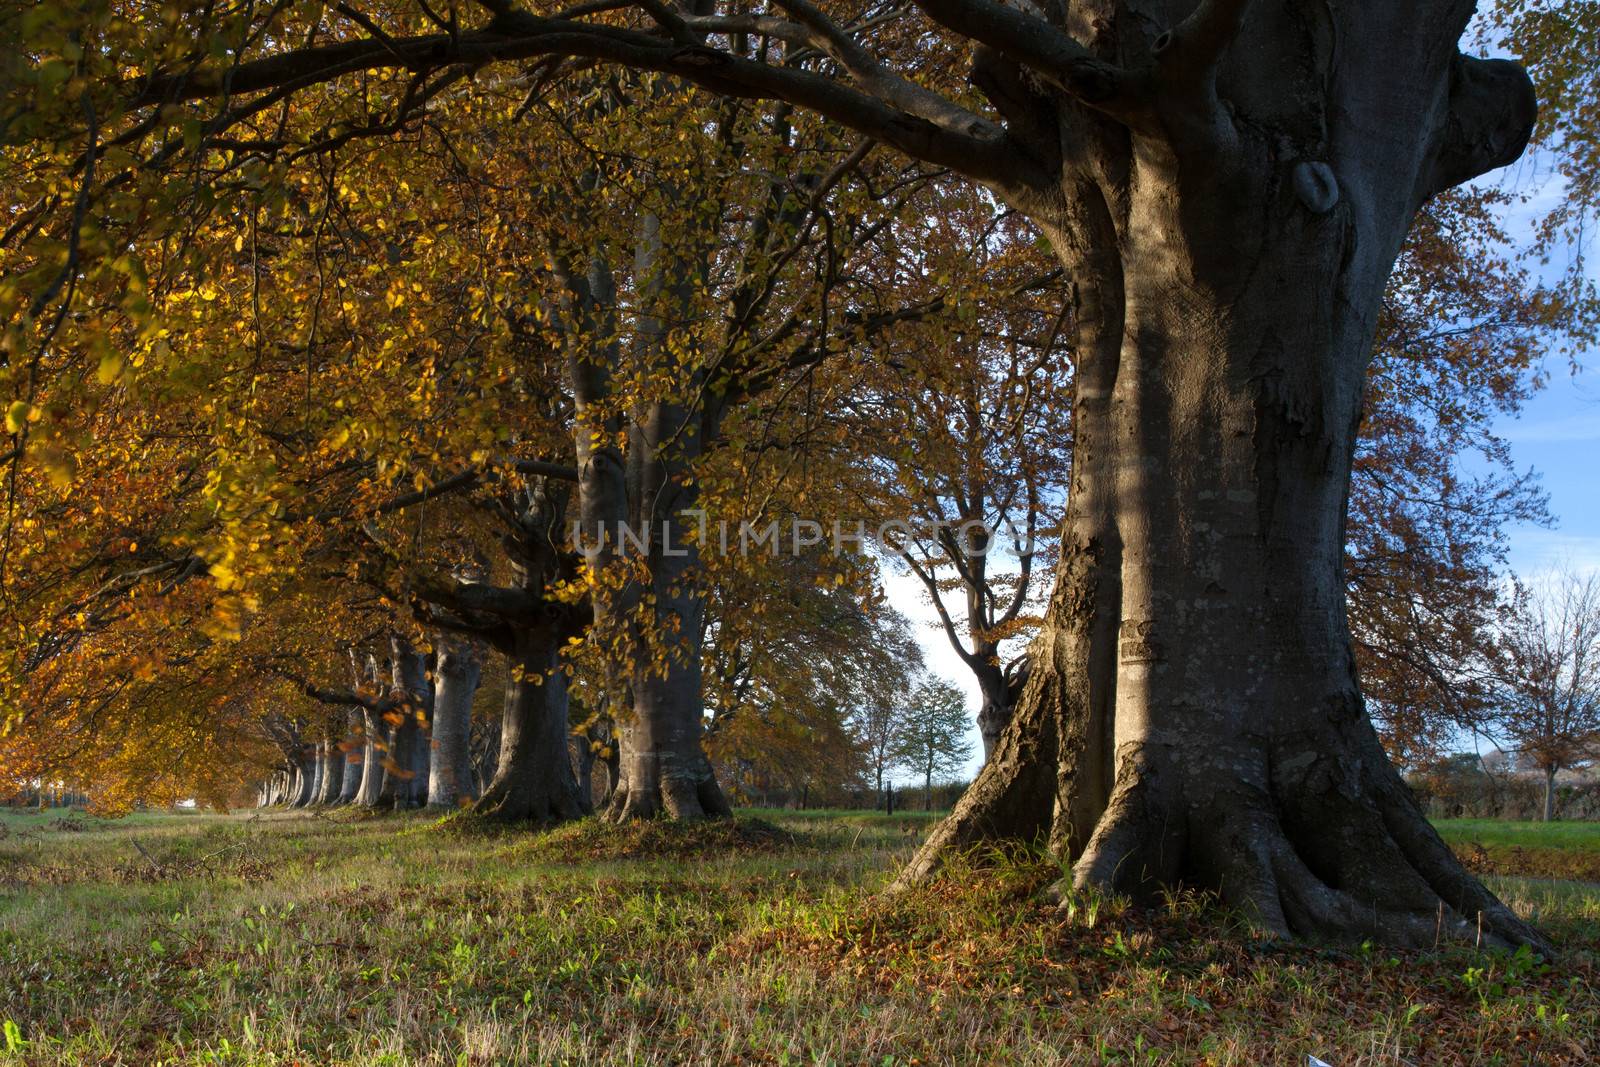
[290,754,316,808]
[474,628,590,823]
[597,735,619,809]
[377,720,413,809]
[607,625,732,821]
[562,223,730,823]
[379,639,432,809]
[428,637,481,809]
[1543,766,1557,823]
[899,1,1543,950]
[410,714,432,807]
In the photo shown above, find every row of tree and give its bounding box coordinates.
[2,0,1597,948]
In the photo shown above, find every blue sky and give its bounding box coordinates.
[1498,370,1600,577]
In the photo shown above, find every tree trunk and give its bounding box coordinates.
[380,639,431,809]
[1543,766,1557,823]
[471,712,501,797]
[410,714,432,808]
[353,708,386,808]
[571,732,595,807]
[598,735,619,809]
[607,626,732,821]
[601,397,730,821]
[428,637,481,809]
[378,720,414,809]
[290,754,316,808]
[561,223,730,823]
[474,628,590,823]
[305,750,324,807]
[899,3,1543,949]
[312,740,335,805]
[975,655,1011,762]
[337,706,363,804]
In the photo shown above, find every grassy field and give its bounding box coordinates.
[1,808,1597,1065]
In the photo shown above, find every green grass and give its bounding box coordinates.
[1434,819,1600,852]
[1,808,1598,1065]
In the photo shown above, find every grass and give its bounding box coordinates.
[1434,819,1600,883]
[1433,819,1600,853]
[0,808,1596,1065]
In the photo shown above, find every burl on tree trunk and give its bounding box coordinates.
[899,0,1545,949]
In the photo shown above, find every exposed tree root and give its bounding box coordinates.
[604,764,731,822]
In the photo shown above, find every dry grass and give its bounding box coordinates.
[1,807,1596,1065]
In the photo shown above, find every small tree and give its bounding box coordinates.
[1491,568,1600,821]
[893,678,975,811]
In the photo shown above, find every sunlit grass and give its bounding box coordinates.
[1,808,1596,1065]
[1434,818,1600,852]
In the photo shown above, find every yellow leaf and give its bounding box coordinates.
[97,351,125,384]
[4,401,30,434]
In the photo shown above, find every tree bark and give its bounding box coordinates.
[428,637,482,809]
[571,731,595,807]
[471,712,500,797]
[306,750,324,808]
[607,607,733,821]
[975,655,1011,762]
[314,739,339,805]
[474,626,590,823]
[1543,766,1557,823]
[337,706,363,804]
[898,0,1545,950]
[379,638,431,809]
[290,753,316,808]
[353,706,386,808]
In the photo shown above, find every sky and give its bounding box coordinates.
[880,165,1600,786]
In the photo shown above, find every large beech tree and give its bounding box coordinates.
[3,0,1551,946]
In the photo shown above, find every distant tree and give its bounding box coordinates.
[839,176,1071,763]
[893,678,975,812]
[1490,568,1600,821]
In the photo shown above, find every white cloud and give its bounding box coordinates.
[1506,529,1600,580]
[1500,412,1600,444]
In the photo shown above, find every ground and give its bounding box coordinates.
[1,809,1597,1065]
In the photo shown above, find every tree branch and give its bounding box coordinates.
[1423,54,1537,199]
[124,11,1042,191]
[909,0,1133,111]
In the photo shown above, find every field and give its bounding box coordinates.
[1,810,1597,1066]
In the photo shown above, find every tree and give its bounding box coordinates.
[840,175,1071,761]
[0,0,1552,946]
[892,676,974,811]
[1489,568,1600,822]
[703,553,921,806]
[1348,183,1572,769]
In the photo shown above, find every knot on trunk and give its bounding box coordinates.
[1292,161,1340,214]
